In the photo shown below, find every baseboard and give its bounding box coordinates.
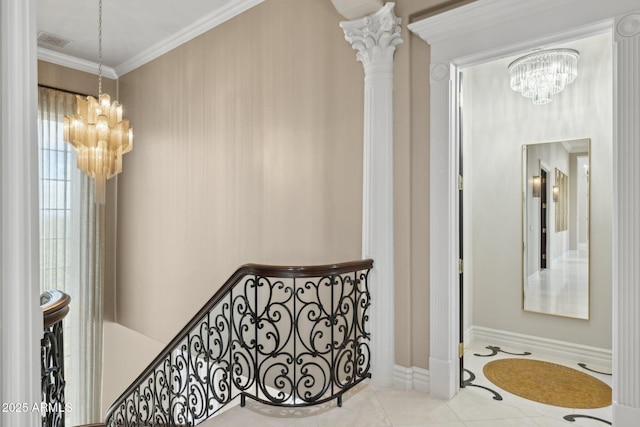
[393,365,413,390]
[393,327,611,396]
[429,356,457,399]
[464,326,474,349]
[393,365,430,393]
[471,325,612,369]
[613,402,640,427]
[413,367,430,392]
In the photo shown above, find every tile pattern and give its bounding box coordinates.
[201,340,612,427]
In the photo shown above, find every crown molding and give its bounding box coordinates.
[114,0,264,76]
[38,0,263,79]
[407,0,574,45]
[331,0,383,19]
[38,47,118,80]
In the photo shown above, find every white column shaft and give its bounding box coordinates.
[428,63,458,399]
[363,67,395,387]
[341,2,402,387]
[1,0,42,426]
[613,12,640,426]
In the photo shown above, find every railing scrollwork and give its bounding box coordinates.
[105,259,373,426]
[41,289,71,427]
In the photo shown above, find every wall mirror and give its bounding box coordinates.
[522,138,590,319]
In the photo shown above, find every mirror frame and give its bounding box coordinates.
[521,138,591,319]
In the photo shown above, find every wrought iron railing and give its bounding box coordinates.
[105,259,373,426]
[41,290,71,427]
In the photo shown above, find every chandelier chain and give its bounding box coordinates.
[63,0,133,205]
[98,0,103,96]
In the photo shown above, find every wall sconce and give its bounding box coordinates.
[532,175,541,197]
[553,185,559,202]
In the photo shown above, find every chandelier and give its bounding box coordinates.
[508,48,579,105]
[64,0,132,204]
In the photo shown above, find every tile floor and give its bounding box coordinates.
[201,340,612,427]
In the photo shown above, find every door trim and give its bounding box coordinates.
[409,2,640,420]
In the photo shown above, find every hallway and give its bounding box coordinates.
[202,339,612,426]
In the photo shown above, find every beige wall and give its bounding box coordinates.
[392,0,473,372]
[115,0,364,343]
[462,32,612,349]
[393,1,433,370]
[113,0,461,375]
[38,61,115,97]
[393,0,470,371]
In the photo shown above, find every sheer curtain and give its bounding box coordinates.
[37,86,104,425]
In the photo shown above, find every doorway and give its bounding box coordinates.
[409,1,640,423]
[454,28,613,398]
[540,168,548,270]
[457,33,613,423]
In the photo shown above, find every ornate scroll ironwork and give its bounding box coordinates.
[41,322,66,427]
[105,260,373,427]
[41,290,71,427]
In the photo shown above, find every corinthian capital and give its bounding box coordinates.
[340,2,403,68]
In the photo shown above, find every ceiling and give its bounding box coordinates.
[37,0,264,78]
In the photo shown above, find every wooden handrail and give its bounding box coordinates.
[41,289,71,329]
[105,259,373,423]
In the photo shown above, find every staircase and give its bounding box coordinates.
[103,259,373,426]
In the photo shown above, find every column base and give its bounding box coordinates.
[429,356,457,400]
[613,402,640,427]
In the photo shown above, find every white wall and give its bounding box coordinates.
[462,31,612,349]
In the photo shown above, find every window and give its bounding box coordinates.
[38,86,103,426]
[39,102,73,291]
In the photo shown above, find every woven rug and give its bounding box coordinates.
[483,358,611,408]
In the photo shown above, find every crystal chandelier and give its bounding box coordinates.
[508,48,579,105]
[64,0,132,204]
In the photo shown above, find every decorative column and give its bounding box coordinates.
[0,0,42,426]
[613,11,640,426]
[427,60,459,400]
[341,2,402,387]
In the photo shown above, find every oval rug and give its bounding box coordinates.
[483,358,611,408]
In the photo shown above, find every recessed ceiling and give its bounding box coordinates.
[37,0,263,78]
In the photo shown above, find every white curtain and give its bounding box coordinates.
[38,86,104,425]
